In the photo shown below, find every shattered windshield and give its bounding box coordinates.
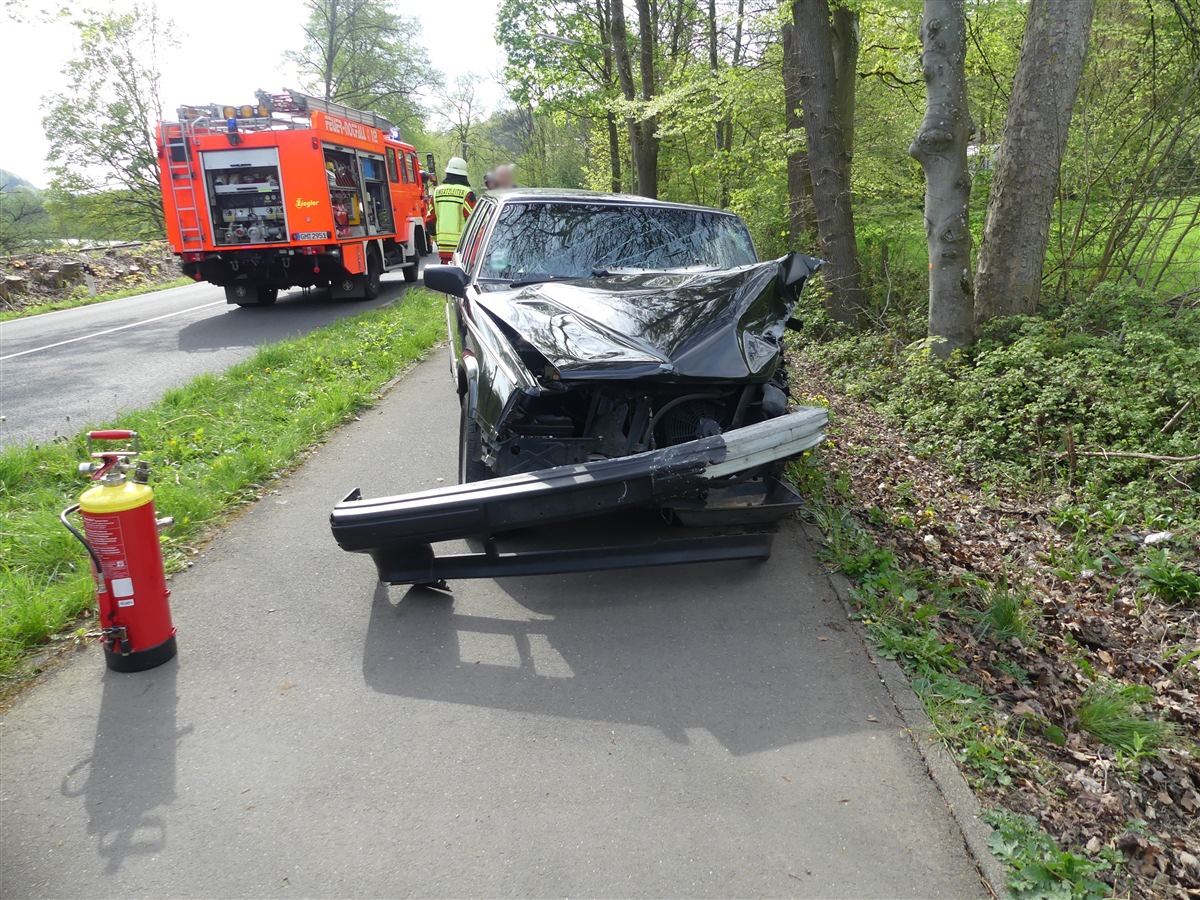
[477,201,757,283]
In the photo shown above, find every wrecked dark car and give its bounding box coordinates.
[330,189,828,585]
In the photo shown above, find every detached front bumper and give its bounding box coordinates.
[330,406,828,585]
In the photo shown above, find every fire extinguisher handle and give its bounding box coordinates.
[87,430,140,456]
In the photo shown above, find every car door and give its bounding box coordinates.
[446,199,497,387]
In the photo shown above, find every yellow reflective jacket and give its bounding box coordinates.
[433,184,474,252]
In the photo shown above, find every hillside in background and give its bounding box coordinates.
[0,169,38,192]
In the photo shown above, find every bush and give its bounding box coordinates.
[798,283,1200,530]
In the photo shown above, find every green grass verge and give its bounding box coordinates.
[0,287,446,673]
[0,276,193,322]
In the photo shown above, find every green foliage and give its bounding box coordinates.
[41,4,169,237]
[487,0,1197,326]
[1136,548,1200,605]
[958,729,1031,789]
[0,290,445,672]
[483,109,588,189]
[1051,1,1200,295]
[1076,680,1178,754]
[803,282,1200,530]
[495,0,630,194]
[45,191,161,242]
[284,0,437,133]
[995,655,1032,685]
[0,180,50,252]
[875,626,962,672]
[983,809,1114,899]
[497,0,614,111]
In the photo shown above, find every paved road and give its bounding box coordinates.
[0,355,985,898]
[0,276,412,449]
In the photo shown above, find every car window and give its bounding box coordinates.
[477,202,757,282]
[459,200,495,273]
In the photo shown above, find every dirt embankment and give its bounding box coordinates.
[0,242,182,314]
[793,354,1200,898]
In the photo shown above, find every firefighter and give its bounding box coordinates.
[432,157,475,263]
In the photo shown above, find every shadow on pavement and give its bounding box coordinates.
[59,660,191,874]
[174,279,408,353]
[361,518,873,756]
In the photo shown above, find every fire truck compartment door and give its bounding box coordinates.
[201,148,280,169]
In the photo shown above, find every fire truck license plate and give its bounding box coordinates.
[293,231,331,240]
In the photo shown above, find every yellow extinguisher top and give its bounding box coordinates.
[79,480,154,514]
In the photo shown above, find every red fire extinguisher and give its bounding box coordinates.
[61,430,177,672]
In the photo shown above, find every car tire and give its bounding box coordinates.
[364,252,382,300]
[458,400,491,484]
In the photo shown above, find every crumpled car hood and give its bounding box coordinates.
[473,254,820,381]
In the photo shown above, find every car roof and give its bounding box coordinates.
[482,187,742,217]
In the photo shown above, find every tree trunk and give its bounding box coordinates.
[790,0,864,324]
[716,0,746,209]
[708,0,728,207]
[607,112,621,193]
[595,0,623,193]
[708,0,722,153]
[609,0,641,194]
[633,0,659,198]
[323,1,339,101]
[781,21,816,248]
[974,0,1095,324]
[727,0,745,156]
[910,0,974,355]
[830,5,859,164]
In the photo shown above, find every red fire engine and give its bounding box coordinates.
[156,90,431,306]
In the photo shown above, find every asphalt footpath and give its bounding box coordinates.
[0,353,986,898]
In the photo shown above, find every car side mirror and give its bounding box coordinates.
[423,264,469,298]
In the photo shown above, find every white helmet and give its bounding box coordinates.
[445,156,469,177]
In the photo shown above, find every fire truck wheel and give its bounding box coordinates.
[402,261,419,283]
[256,287,278,306]
[364,253,382,301]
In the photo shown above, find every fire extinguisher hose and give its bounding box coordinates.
[60,504,105,592]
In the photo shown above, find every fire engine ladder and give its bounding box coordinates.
[257,89,397,134]
[161,122,204,247]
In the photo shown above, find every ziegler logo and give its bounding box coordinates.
[295,198,319,208]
